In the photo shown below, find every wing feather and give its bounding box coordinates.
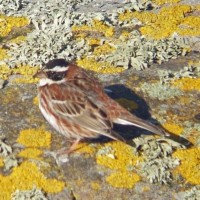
[48,82,112,135]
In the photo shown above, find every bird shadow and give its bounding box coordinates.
[85,84,192,148]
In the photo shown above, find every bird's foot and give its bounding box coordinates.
[44,147,69,165]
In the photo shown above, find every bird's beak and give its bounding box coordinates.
[33,70,46,79]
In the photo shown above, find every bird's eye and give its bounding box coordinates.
[47,71,66,81]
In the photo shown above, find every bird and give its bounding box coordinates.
[34,59,168,157]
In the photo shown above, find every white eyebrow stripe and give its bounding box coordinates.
[45,66,69,72]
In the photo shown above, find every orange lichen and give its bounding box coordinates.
[173,148,200,185]
[0,65,11,80]
[0,64,39,83]
[106,171,141,188]
[179,96,191,105]
[72,20,114,37]
[119,5,195,39]
[162,123,183,136]
[12,65,39,84]
[178,16,200,36]
[18,148,43,159]
[93,43,115,56]
[152,0,180,5]
[9,35,26,44]
[0,158,4,167]
[96,141,142,188]
[33,96,39,105]
[96,141,141,171]
[90,182,101,190]
[0,48,9,60]
[75,143,98,156]
[0,161,65,199]
[77,57,124,74]
[120,30,131,39]
[17,128,51,148]
[172,77,200,91]
[86,38,101,46]
[187,129,200,144]
[0,15,29,37]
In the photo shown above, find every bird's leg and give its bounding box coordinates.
[44,139,81,165]
[66,138,81,154]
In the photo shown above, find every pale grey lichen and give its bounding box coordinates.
[182,122,200,146]
[0,139,12,157]
[140,82,182,100]
[96,146,114,156]
[133,136,183,184]
[103,31,189,70]
[3,154,18,171]
[5,25,87,67]
[158,62,200,84]
[0,0,191,70]
[0,0,28,15]
[11,187,47,200]
[175,186,200,200]
[0,139,19,171]
[0,79,5,89]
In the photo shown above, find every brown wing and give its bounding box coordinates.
[47,82,119,139]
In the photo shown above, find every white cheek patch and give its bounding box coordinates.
[39,78,55,86]
[39,78,66,86]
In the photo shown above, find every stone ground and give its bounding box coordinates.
[0,1,200,200]
[1,52,200,199]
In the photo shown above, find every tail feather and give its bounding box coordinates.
[114,116,169,136]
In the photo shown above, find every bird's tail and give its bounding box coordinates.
[114,114,169,136]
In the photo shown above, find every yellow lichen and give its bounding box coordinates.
[119,5,195,39]
[96,141,142,188]
[187,129,199,144]
[17,128,51,148]
[0,64,39,83]
[72,20,114,37]
[0,161,65,199]
[18,148,43,159]
[173,148,200,185]
[14,65,37,76]
[13,76,38,84]
[9,35,26,44]
[0,65,11,80]
[75,143,98,156]
[195,4,200,10]
[152,0,180,5]
[172,77,200,91]
[0,15,29,37]
[178,16,200,36]
[33,96,39,105]
[93,43,115,56]
[0,48,9,60]
[77,57,124,74]
[116,98,138,111]
[86,38,101,46]
[179,96,191,105]
[162,123,183,136]
[0,158,4,167]
[120,30,131,40]
[90,182,101,190]
[12,65,39,84]
[96,141,141,171]
[106,171,141,188]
